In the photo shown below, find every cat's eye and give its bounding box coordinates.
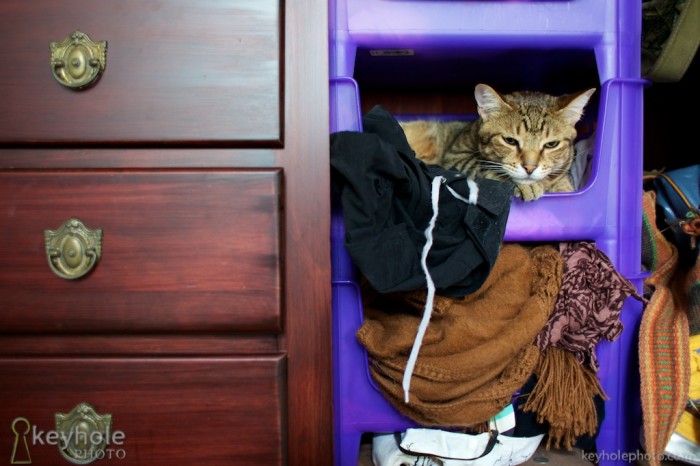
[502,136,519,146]
[543,141,560,149]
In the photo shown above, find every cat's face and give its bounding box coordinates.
[475,84,595,187]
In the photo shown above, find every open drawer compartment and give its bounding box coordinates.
[330,76,645,246]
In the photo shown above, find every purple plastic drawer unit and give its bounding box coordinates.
[329,2,646,466]
[330,0,640,81]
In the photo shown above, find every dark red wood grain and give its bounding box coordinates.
[281,2,333,465]
[0,170,282,334]
[0,0,281,145]
[0,356,286,465]
[0,0,332,464]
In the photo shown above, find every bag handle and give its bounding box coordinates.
[657,173,699,214]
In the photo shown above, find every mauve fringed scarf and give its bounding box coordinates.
[524,241,645,450]
[535,241,644,371]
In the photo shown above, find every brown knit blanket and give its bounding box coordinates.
[357,243,563,427]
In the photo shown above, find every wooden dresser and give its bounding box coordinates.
[0,1,332,465]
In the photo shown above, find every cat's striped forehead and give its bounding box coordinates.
[493,91,573,137]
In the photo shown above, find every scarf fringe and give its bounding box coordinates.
[522,347,608,450]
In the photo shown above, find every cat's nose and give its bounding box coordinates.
[523,165,537,175]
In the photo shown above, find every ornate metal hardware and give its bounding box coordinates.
[45,218,102,280]
[55,403,112,464]
[50,30,107,89]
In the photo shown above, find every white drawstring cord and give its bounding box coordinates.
[402,176,480,403]
[402,175,443,403]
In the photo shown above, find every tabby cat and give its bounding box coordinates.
[399,84,596,201]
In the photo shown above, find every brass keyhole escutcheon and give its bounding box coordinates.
[50,30,107,89]
[45,218,102,280]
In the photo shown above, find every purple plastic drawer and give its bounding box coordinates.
[330,77,645,253]
[330,0,641,81]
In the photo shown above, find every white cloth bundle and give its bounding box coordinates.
[373,429,544,466]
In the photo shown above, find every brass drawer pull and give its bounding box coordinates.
[45,218,102,280]
[50,30,107,89]
[56,403,112,464]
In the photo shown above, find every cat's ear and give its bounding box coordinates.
[474,84,512,121]
[557,88,596,125]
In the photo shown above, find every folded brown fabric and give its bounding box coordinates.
[356,243,563,427]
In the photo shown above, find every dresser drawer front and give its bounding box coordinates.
[0,170,282,333]
[0,356,286,465]
[0,0,281,145]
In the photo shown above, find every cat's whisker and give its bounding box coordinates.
[476,163,511,182]
[477,160,505,169]
[549,166,571,176]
